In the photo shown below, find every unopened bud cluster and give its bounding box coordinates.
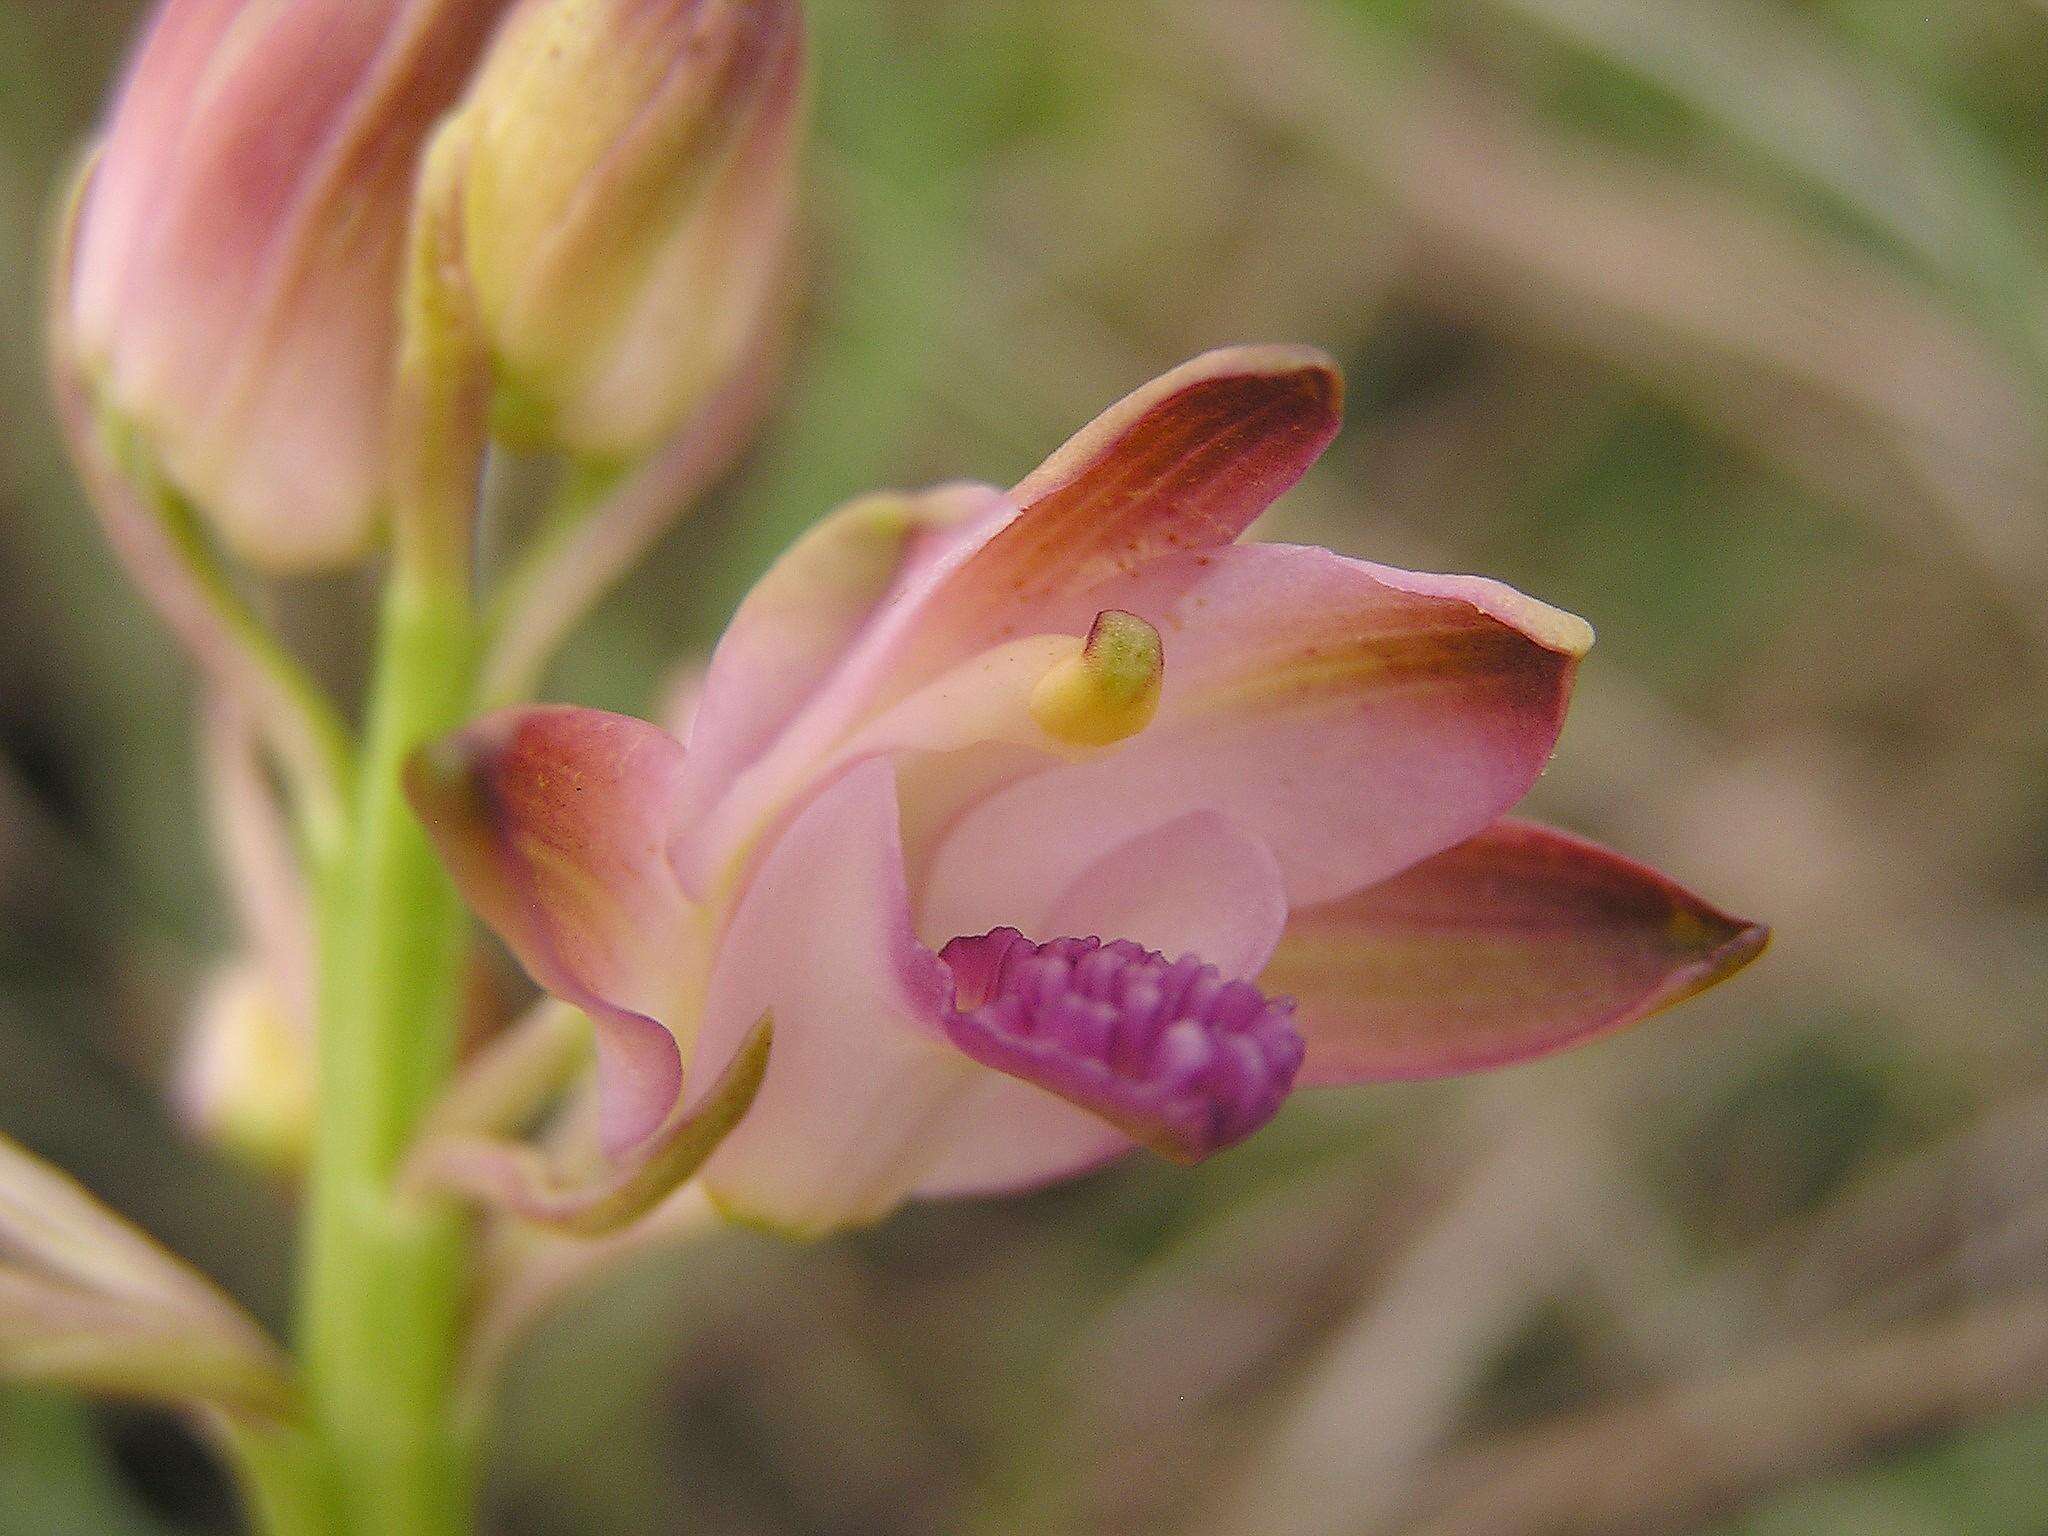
[56,0,802,570]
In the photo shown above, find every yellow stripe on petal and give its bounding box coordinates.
[1193,623,1563,716]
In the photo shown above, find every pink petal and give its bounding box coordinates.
[910,1078,1132,1201]
[677,485,1008,824]
[686,630,1083,895]
[406,706,695,1153]
[1041,810,1291,980]
[688,760,972,1234]
[894,344,1344,671]
[409,1017,771,1237]
[657,659,708,739]
[669,483,1014,890]
[916,809,1285,974]
[922,543,1593,928]
[1266,819,1769,1085]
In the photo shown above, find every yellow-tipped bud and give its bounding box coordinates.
[454,0,804,458]
[175,965,314,1176]
[1031,610,1165,747]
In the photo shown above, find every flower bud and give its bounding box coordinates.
[61,0,520,570]
[455,0,804,458]
[175,964,315,1176]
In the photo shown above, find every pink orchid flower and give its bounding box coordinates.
[412,346,1766,1236]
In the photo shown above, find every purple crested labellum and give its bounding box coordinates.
[937,928,1306,1164]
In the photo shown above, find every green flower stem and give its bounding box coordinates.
[475,457,626,707]
[292,102,494,1536]
[217,1419,339,1536]
[300,559,478,1536]
[96,415,357,864]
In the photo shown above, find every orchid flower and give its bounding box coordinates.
[411,345,1766,1237]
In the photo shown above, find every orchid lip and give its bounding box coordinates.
[936,928,1305,1163]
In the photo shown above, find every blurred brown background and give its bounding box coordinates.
[4,0,2047,1532]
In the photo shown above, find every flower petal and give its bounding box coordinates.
[900,344,1344,670]
[407,706,696,1153]
[685,631,1087,899]
[668,482,1013,890]
[1045,809,1293,981]
[1264,819,1769,1085]
[688,760,971,1234]
[922,543,1592,932]
[910,1080,1132,1200]
[679,487,1007,823]
[409,1015,771,1237]
[916,808,1285,974]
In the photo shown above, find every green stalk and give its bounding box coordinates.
[296,111,492,1536]
[217,1419,340,1536]
[300,562,477,1536]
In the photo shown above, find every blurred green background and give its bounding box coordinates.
[5,0,2048,1532]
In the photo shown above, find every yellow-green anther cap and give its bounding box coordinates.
[455,0,805,457]
[1031,610,1166,747]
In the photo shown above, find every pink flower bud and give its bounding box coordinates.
[62,0,521,570]
[455,0,804,457]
